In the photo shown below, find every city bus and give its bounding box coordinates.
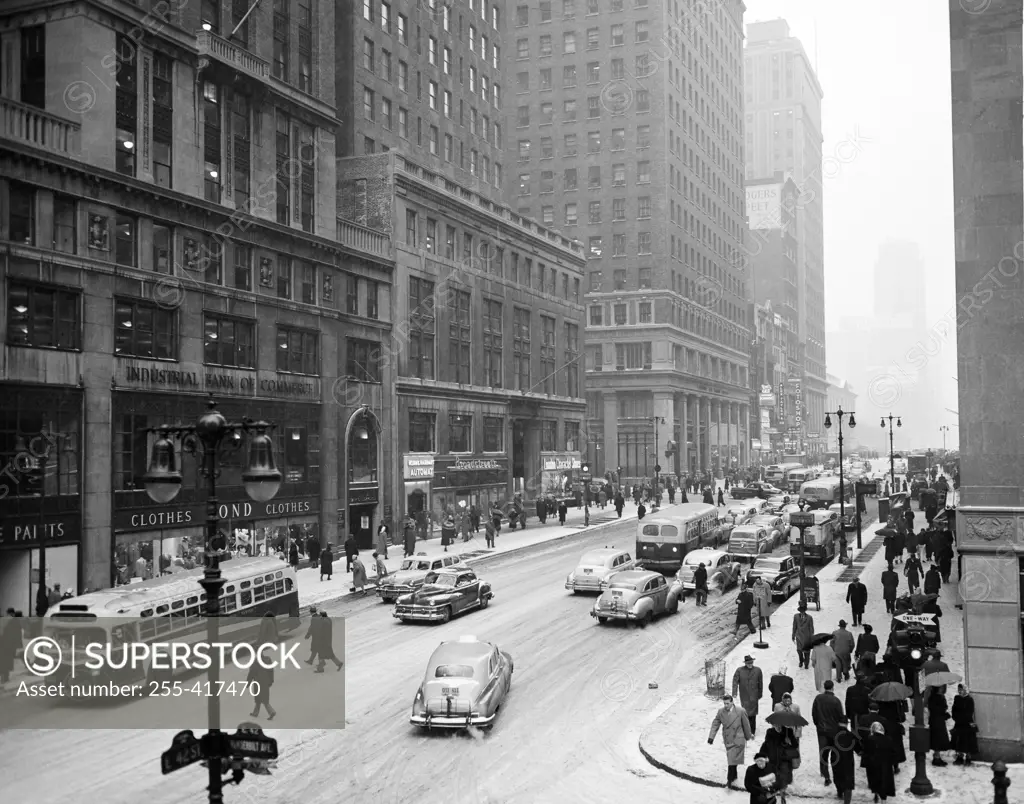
[41,557,300,689]
[635,503,726,573]
[786,467,820,494]
[799,476,851,509]
[789,509,841,565]
[765,463,804,488]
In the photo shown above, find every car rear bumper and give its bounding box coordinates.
[567,579,604,591]
[394,607,447,621]
[410,712,496,729]
[591,608,636,620]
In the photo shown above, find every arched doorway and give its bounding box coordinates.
[346,408,381,551]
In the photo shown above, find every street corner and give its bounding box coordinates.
[637,689,727,788]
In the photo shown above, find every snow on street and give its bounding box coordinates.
[0,517,814,804]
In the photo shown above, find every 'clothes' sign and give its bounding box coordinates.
[114,498,319,532]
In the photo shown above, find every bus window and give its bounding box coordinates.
[156,604,169,615]
[200,593,207,603]
[241,580,251,590]
[186,596,199,606]
[285,578,294,592]
[221,593,238,614]
[171,600,184,610]
[275,571,283,579]
[141,609,153,618]
[240,590,253,607]
[253,582,268,603]
[186,605,201,619]
[264,574,274,584]
[662,525,678,539]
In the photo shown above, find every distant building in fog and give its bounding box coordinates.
[825,374,858,454]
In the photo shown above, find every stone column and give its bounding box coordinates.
[602,392,618,479]
[714,400,723,475]
[653,391,675,484]
[679,394,689,476]
[694,396,703,473]
[949,0,1024,762]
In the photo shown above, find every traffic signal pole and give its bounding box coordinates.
[908,667,935,796]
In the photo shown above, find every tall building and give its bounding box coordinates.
[743,18,827,457]
[506,0,752,483]
[337,0,506,202]
[337,152,586,527]
[749,301,802,464]
[0,0,393,611]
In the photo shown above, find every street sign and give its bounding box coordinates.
[580,472,592,481]
[894,613,936,625]
[227,725,279,761]
[161,730,204,775]
[654,464,661,473]
[789,512,815,527]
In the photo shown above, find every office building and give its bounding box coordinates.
[506,0,752,483]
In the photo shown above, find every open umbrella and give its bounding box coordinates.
[870,681,913,702]
[924,671,961,688]
[766,710,808,728]
[809,633,834,647]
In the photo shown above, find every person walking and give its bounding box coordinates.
[928,687,952,766]
[313,610,343,673]
[708,694,752,790]
[344,534,358,573]
[828,716,859,804]
[372,552,388,586]
[637,502,647,521]
[846,578,868,626]
[751,576,772,629]
[831,620,855,682]
[924,564,941,596]
[904,554,923,594]
[319,544,334,582]
[484,518,496,548]
[732,655,765,735]
[736,584,756,638]
[717,487,726,507]
[881,563,900,613]
[855,624,880,665]
[893,527,906,566]
[248,613,278,720]
[306,535,321,569]
[938,532,955,583]
[743,753,780,803]
[288,539,300,570]
[375,521,390,560]
[351,554,368,595]
[773,691,804,748]
[951,684,978,765]
[470,504,481,533]
[441,516,456,552]
[758,724,795,792]
[403,516,417,557]
[792,603,815,669]
[863,721,897,802]
[558,500,568,525]
[811,638,836,692]
[811,679,844,786]
[703,488,715,505]
[845,674,873,728]
[693,562,709,607]
[536,497,548,525]
[768,665,794,707]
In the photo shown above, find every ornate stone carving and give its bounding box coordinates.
[964,515,1015,543]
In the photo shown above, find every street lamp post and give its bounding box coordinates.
[142,398,283,804]
[644,416,666,510]
[824,407,856,563]
[881,414,902,495]
[939,425,950,453]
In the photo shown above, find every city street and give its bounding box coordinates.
[0,513,819,804]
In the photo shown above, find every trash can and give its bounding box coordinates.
[877,497,891,521]
[705,659,726,699]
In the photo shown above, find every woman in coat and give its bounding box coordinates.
[751,577,772,629]
[950,685,978,765]
[319,545,334,581]
[810,640,836,692]
[791,605,815,669]
[375,523,390,559]
[863,722,897,801]
[759,724,795,789]
[928,688,952,765]
[403,517,417,557]
[856,624,880,663]
[440,517,456,551]
[735,586,756,637]
[351,555,368,594]
[708,695,753,789]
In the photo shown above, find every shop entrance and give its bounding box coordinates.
[407,488,427,517]
[349,504,377,551]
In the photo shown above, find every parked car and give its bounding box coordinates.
[565,547,634,593]
[591,570,681,626]
[409,636,513,730]
[377,554,465,603]
[744,555,802,599]
[766,494,793,512]
[730,481,784,500]
[748,514,786,548]
[394,568,494,624]
[671,549,742,595]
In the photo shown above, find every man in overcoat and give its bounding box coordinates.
[846,578,868,626]
[732,655,765,735]
[708,693,752,789]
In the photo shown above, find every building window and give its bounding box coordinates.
[112,298,175,359]
[409,412,435,452]
[614,304,627,325]
[588,165,601,188]
[513,307,531,391]
[637,124,650,148]
[349,411,378,483]
[612,234,626,257]
[115,35,138,177]
[588,236,602,258]
[611,23,624,45]
[639,267,652,288]
[114,214,137,268]
[540,315,556,394]
[364,279,379,320]
[448,288,471,384]
[347,338,382,382]
[449,414,472,453]
[587,27,599,50]
[408,276,435,379]
[483,298,503,389]
[564,203,578,225]
[637,160,651,183]
[7,182,35,244]
[611,198,626,221]
[638,232,652,254]
[483,416,504,452]
[6,281,81,351]
[276,255,291,298]
[541,421,557,452]
[275,110,291,224]
[295,261,314,304]
[589,306,603,325]
[398,13,407,43]
[614,269,627,290]
[638,196,651,218]
[616,342,652,370]
[152,54,173,189]
[564,419,580,451]
[20,26,46,109]
[204,314,255,368]
[565,323,580,397]
[636,90,649,112]
[273,0,289,80]
[639,302,652,323]
[231,243,251,290]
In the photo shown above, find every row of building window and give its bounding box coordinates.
[516,0,648,24]
[518,163,653,197]
[515,20,649,58]
[408,412,580,454]
[517,127,650,161]
[516,93,650,127]
[583,233,653,259]
[365,0,501,39]
[530,198,652,227]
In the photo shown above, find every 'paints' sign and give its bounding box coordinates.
[0,515,82,549]
[114,498,319,532]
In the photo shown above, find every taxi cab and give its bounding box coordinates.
[591,570,681,626]
[565,547,634,593]
[725,501,767,526]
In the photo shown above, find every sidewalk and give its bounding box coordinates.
[638,520,1023,799]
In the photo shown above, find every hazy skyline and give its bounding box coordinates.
[744,0,960,448]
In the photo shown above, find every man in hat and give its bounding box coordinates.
[693,561,709,607]
[831,620,855,682]
[828,715,858,804]
[792,603,815,669]
[811,679,844,786]
[743,752,778,804]
[732,655,764,735]
[708,693,752,789]
[846,576,868,626]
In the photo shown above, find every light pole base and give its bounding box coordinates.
[906,784,939,799]
[753,641,769,649]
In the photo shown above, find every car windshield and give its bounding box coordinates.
[608,582,637,591]
[401,560,431,571]
[683,553,712,566]
[426,573,459,588]
[580,552,609,566]
[434,664,475,678]
[752,559,782,571]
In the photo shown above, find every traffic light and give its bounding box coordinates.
[889,625,936,669]
[581,463,589,474]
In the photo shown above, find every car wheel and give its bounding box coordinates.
[479,594,490,609]
[642,611,654,628]
[439,606,452,624]
[597,616,608,624]
[666,596,679,614]
[398,618,409,625]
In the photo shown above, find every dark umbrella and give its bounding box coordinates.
[870,681,913,702]
[924,671,961,688]
[809,633,834,647]
[878,526,898,538]
[766,710,809,728]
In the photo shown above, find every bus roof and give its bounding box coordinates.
[667,502,718,520]
[46,556,290,616]
[767,462,804,470]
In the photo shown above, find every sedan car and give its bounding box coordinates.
[725,502,763,526]
[748,515,786,549]
[766,494,792,512]
[591,570,680,626]
[409,636,513,730]
[744,555,801,600]
[394,568,493,624]
[377,553,464,603]
[565,547,634,593]
[729,482,783,500]
[671,549,742,594]
[727,526,773,564]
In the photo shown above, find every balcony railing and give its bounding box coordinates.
[196,31,270,80]
[0,97,80,157]
[337,218,392,259]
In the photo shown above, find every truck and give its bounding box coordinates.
[907,454,928,476]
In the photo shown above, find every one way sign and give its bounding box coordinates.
[894,612,936,624]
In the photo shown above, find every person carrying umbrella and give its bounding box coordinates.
[708,693,753,790]
[791,603,815,670]
[762,707,805,790]
[951,684,978,765]
[868,683,908,773]
[809,633,836,692]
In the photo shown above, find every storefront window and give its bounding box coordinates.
[449,414,472,453]
[349,413,378,483]
[483,417,504,452]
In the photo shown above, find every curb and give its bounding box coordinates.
[638,737,724,789]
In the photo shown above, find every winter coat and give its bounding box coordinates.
[403,522,417,554]
[307,538,321,565]
[831,627,855,664]
[344,537,358,559]
[319,548,334,576]
[863,733,897,798]
[759,729,795,788]
[924,567,941,595]
[732,665,764,716]
[904,558,922,587]
[846,581,868,614]
[829,728,859,793]
[811,690,844,736]
[351,557,368,588]
[375,526,389,556]
[951,694,979,755]
[708,704,752,766]
[928,692,952,751]
[736,590,755,631]
[743,762,777,804]
[855,632,880,659]
[768,673,794,707]
[751,581,771,617]
[441,522,455,546]
[845,681,872,726]
[810,644,836,692]
[637,503,647,520]
[773,701,804,740]
[289,543,299,567]
[791,612,815,650]
[881,570,900,601]
[693,565,709,591]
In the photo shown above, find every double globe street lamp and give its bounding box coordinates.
[881,414,902,496]
[142,397,282,804]
[823,407,856,563]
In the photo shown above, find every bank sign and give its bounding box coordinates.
[114,498,319,532]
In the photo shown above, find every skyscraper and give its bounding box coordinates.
[743,18,828,456]
[506,0,752,481]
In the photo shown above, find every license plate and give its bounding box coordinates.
[583,568,593,574]
[442,688,459,696]
[612,591,622,597]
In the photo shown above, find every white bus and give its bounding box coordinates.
[636,503,728,572]
[785,468,819,494]
[799,476,852,509]
[42,557,300,688]
[765,462,804,487]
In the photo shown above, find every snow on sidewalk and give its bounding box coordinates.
[638,521,1024,800]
